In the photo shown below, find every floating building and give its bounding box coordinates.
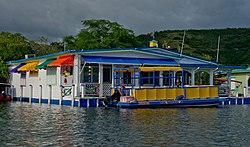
[6,46,247,107]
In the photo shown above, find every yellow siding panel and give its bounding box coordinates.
[176,88,184,97]
[186,87,199,99]
[209,86,219,98]
[166,88,176,99]
[135,89,147,101]
[199,87,209,98]
[156,89,167,100]
[147,89,157,101]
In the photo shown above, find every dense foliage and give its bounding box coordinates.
[138,28,250,65]
[63,19,142,49]
[0,32,33,79]
[1,20,250,80]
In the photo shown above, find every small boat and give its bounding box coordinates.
[102,66,225,108]
[0,83,12,102]
[0,94,12,102]
[104,94,223,108]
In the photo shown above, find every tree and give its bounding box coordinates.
[29,36,63,56]
[65,19,142,50]
[0,32,33,61]
[0,58,8,80]
[0,32,33,79]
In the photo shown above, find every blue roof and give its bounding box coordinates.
[83,56,178,66]
[181,64,246,69]
[4,47,222,67]
[232,67,250,73]
[83,56,141,65]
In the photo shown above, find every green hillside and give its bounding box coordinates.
[137,28,250,65]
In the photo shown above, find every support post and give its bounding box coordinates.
[99,64,103,97]
[39,85,42,104]
[73,54,81,97]
[244,86,247,97]
[111,64,115,88]
[60,85,63,105]
[81,84,85,98]
[11,85,14,99]
[48,85,52,105]
[72,85,75,107]
[209,70,214,85]
[29,85,33,103]
[159,71,163,87]
[20,85,23,102]
[227,71,232,97]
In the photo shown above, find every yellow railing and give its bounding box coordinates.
[111,86,219,101]
[133,86,218,101]
[134,87,184,101]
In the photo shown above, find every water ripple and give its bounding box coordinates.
[0,102,249,146]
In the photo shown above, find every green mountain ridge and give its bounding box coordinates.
[137,28,250,65]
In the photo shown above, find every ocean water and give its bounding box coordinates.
[0,102,249,146]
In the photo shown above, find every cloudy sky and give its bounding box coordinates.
[1,0,250,42]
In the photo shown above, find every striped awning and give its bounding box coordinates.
[36,59,56,69]
[47,55,74,67]
[10,63,26,73]
[18,62,38,71]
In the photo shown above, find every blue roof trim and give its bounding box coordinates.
[6,50,80,64]
[139,58,178,66]
[147,48,217,65]
[232,68,250,73]
[6,47,218,66]
[136,49,182,59]
[83,56,179,66]
[83,56,142,65]
[181,64,246,69]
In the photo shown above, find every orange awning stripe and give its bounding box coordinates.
[17,62,38,71]
[47,55,74,67]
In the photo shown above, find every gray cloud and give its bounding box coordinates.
[1,0,250,42]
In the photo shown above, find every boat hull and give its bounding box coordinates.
[107,98,223,108]
[0,95,12,102]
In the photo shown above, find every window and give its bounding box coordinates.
[163,71,170,86]
[82,66,99,83]
[47,67,57,85]
[123,72,132,85]
[103,67,111,83]
[61,66,73,76]
[141,72,152,84]
[29,71,38,77]
[20,72,26,86]
[140,71,159,86]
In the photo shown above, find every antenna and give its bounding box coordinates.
[180,30,186,56]
[216,36,220,62]
[150,31,155,39]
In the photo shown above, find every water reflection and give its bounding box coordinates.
[0,102,249,146]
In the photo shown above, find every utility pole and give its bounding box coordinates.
[180,30,186,56]
[216,36,220,63]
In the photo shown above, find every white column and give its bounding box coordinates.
[199,72,202,85]
[72,85,75,106]
[159,71,163,86]
[29,85,33,103]
[73,54,81,97]
[191,70,195,86]
[99,64,103,97]
[227,71,232,97]
[48,85,52,104]
[209,70,214,85]
[111,64,115,88]
[39,85,42,104]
